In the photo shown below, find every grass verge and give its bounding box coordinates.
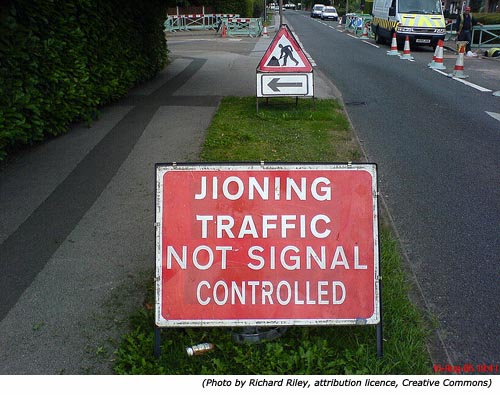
[113,96,433,374]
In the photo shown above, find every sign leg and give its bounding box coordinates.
[376,278,383,358]
[376,322,383,358]
[154,326,162,358]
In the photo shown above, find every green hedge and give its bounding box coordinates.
[211,0,255,16]
[476,13,500,25]
[0,0,168,161]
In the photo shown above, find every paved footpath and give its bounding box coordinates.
[0,28,338,374]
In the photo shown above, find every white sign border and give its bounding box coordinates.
[257,72,314,97]
[155,163,380,328]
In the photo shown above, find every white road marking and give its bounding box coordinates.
[486,111,500,122]
[433,69,492,92]
[361,41,380,48]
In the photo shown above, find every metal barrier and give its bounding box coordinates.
[344,13,358,32]
[445,23,500,49]
[344,13,373,37]
[164,14,239,32]
[472,24,500,49]
[222,17,263,37]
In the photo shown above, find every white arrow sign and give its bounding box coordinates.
[257,73,313,97]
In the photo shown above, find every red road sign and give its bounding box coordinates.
[257,25,313,73]
[155,163,380,327]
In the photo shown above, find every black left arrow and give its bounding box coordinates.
[268,77,303,92]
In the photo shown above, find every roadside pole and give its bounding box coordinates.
[279,0,283,25]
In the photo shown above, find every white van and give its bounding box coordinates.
[371,0,446,48]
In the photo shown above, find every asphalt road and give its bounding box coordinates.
[285,11,500,368]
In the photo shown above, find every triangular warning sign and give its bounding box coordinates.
[257,24,313,73]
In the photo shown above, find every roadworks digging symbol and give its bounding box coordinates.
[267,43,299,67]
[257,25,313,73]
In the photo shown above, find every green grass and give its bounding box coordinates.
[113,96,433,374]
[201,97,358,162]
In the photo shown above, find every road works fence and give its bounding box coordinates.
[164,12,498,47]
[222,17,263,37]
[445,20,500,48]
[164,14,239,32]
[471,24,500,49]
[344,13,373,38]
[164,14,263,37]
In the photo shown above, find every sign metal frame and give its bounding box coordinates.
[154,162,383,359]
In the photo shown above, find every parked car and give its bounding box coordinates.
[268,3,279,11]
[310,4,325,18]
[321,6,338,21]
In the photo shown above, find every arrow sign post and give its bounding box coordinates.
[256,25,314,105]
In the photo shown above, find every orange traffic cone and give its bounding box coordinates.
[399,35,414,60]
[429,40,446,70]
[387,33,399,56]
[221,23,227,38]
[448,45,468,78]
